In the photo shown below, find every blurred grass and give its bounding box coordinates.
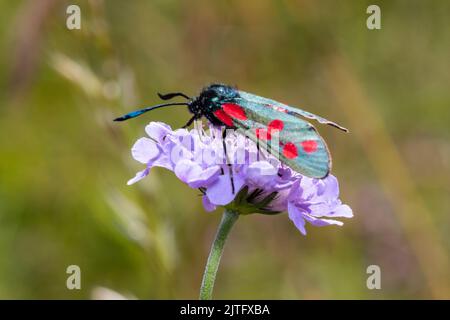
[0,0,449,299]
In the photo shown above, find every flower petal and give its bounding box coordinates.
[145,122,172,143]
[174,160,221,188]
[246,161,278,187]
[127,168,150,185]
[131,138,160,164]
[188,166,221,188]
[306,203,332,216]
[202,195,216,212]
[316,175,339,200]
[303,214,344,227]
[206,172,244,206]
[288,202,307,235]
[331,204,353,218]
[174,159,202,184]
[151,155,173,170]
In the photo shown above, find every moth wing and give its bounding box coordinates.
[222,98,331,178]
[238,91,348,132]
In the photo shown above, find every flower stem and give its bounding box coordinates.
[199,208,239,300]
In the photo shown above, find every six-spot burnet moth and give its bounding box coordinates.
[114,84,348,191]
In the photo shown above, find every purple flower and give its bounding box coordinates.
[128,121,353,235]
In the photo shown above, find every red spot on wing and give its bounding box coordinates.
[283,142,298,159]
[301,140,318,153]
[270,105,288,113]
[268,119,284,131]
[213,109,233,126]
[222,103,247,120]
[279,107,288,113]
[256,128,271,140]
[255,119,284,141]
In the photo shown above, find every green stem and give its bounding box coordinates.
[199,209,239,300]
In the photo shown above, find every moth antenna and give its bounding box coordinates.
[114,102,189,121]
[157,92,191,101]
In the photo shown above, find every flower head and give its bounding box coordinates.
[128,121,353,235]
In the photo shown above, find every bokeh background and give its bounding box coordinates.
[0,0,449,299]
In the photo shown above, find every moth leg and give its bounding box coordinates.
[222,128,235,194]
[256,139,260,161]
[182,115,196,129]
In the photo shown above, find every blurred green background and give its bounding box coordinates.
[0,0,449,299]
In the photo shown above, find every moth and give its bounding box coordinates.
[115,84,348,184]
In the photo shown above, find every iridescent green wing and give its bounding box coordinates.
[238,91,348,132]
[219,94,333,178]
